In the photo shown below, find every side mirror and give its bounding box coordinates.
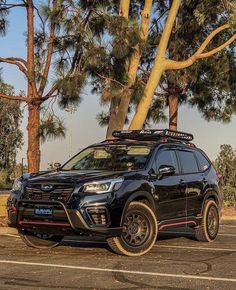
[54,162,61,170]
[158,165,175,179]
[148,168,158,179]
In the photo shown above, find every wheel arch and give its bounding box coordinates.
[201,189,220,215]
[120,191,156,226]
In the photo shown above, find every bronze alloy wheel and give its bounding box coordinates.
[121,211,151,247]
[207,205,219,238]
[195,199,219,242]
[107,201,158,256]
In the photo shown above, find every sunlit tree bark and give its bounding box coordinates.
[129,0,236,130]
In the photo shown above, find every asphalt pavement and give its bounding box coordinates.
[0,223,236,290]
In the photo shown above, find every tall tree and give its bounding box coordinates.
[93,1,235,136]
[129,0,236,130]
[0,0,110,172]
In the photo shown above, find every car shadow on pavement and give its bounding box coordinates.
[60,227,196,250]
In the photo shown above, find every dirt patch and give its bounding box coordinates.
[0,216,7,227]
[222,206,236,217]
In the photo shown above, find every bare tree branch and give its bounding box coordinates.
[0,57,29,78]
[166,24,236,70]
[95,72,127,88]
[42,84,59,101]
[0,92,28,102]
[0,3,26,10]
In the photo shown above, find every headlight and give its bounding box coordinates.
[82,178,124,194]
[12,177,23,192]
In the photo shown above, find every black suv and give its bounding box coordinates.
[7,129,222,256]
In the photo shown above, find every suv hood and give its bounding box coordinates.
[24,170,129,184]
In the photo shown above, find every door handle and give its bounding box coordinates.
[179,179,186,187]
[202,178,207,184]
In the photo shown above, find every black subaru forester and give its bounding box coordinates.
[7,129,222,256]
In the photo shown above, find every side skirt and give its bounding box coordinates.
[158,216,202,231]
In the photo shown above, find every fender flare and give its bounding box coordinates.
[120,191,156,226]
[201,189,220,214]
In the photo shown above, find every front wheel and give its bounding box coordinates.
[107,201,158,256]
[19,231,64,249]
[195,199,219,242]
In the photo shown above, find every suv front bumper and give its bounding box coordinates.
[8,199,123,237]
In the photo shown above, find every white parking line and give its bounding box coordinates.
[0,260,235,283]
[155,245,236,252]
[221,225,236,228]
[219,233,236,237]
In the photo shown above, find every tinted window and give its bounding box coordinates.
[178,150,198,174]
[62,145,151,171]
[155,150,179,174]
[195,151,210,171]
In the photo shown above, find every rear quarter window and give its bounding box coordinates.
[195,150,211,172]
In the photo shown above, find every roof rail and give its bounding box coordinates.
[112,129,194,142]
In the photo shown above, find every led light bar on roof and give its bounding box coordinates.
[112,129,194,142]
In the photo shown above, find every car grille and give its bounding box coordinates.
[24,183,74,203]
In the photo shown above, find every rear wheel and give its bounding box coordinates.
[107,201,158,256]
[195,199,219,242]
[19,231,63,249]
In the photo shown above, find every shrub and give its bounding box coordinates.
[223,186,236,207]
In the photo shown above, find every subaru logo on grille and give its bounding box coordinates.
[41,184,54,192]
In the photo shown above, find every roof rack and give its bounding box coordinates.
[112,129,194,142]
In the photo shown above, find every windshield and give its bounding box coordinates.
[62,145,151,171]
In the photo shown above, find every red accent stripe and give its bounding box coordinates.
[11,205,17,214]
[159,220,197,231]
[18,221,71,227]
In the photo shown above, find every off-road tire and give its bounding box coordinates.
[195,199,219,242]
[107,201,158,256]
[19,231,63,249]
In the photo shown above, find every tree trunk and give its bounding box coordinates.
[128,61,165,130]
[119,0,131,18]
[106,0,153,138]
[27,0,40,173]
[169,94,178,131]
[27,103,40,173]
[106,97,121,139]
[129,0,181,130]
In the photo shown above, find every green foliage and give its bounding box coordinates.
[0,0,9,36]
[96,112,110,127]
[56,72,85,109]
[222,186,236,207]
[39,114,66,143]
[0,82,23,173]
[230,2,236,30]
[214,144,236,206]
[214,144,236,187]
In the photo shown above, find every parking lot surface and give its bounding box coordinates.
[0,222,236,290]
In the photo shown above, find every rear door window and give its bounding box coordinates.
[177,150,198,174]
[155,150,179,174]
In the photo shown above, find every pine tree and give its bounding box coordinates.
[92,1,235,135]
[0,0,111,172]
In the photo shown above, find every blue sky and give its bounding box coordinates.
[1,7,236,170]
